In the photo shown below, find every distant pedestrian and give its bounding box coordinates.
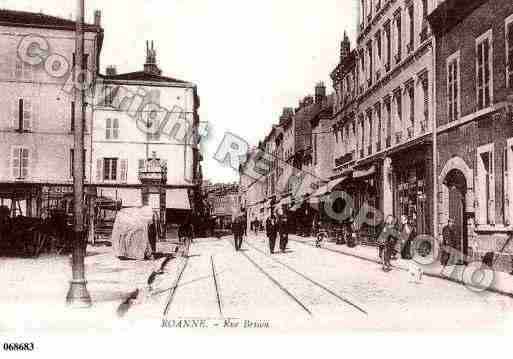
[278,214,289,252]
[232,216,244,251]
[148,213,159,259]
[265,213,278,254]
[378,215,397,271]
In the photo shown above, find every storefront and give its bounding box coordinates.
[389,139,433,236]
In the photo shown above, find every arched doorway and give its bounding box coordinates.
[445,169,468,259]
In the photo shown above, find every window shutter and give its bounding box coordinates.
[504,147,510,225]
[105,118,111,139]
[113,118,119,139]
[70,148,74,179]
[12,147,20,178]
[21,148,29,178]
[120,159,128,183]
[489,150,496,225]
[96,159,103,182]
[475,156,484,225]
[22,99,31,130]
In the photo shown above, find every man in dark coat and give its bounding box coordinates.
[278,214,289,252]
[232,216,244,251]
[441,218,457,266]
[266,214,278,254]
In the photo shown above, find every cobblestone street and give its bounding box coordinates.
[123,235,513,330]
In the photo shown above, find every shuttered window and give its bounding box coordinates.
[447,53,460,122]
[12,147,29,179]
[476,30,493,110]
[477,144,495,225]
[506,16,513,88]
[103,158,118,181]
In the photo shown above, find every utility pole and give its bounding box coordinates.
[66,0,91,308]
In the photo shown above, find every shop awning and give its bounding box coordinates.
[166,189,191,210]
[353,165,376,179]
[117,188,142,207]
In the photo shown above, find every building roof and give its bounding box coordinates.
[427,0,487,36]
[0,8,102,32]
[101,71,189,84]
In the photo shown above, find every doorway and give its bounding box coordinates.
[445,169,468,259]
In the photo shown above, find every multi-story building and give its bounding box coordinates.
[204,182,240,229]
[428,0,513,266]
[330,0,436,240]
[92,42,201,229]
[0,9,103,216]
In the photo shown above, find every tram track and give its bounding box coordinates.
[245,241,368,315]
[163,255,190,317]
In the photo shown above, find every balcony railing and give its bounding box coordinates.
[385,136,391,148]
[395,131,402,144]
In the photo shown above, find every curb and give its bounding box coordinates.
[290,237,513,299]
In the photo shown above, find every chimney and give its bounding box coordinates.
[94,10,101,26]
[314,82,326,105]
[106,65,117,76]
[340,31,351,62]
[144,40,162,76]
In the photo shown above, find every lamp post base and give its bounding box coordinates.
[66,279,92,308]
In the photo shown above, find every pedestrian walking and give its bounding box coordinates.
[265,213,278,254]
[441,218,457,266]
[400,215,414,260]
[148,213,159,258]
[378,215,397,271]
[232,216,244,251]
[278,213,289,252]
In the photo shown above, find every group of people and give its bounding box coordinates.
[265,212,289,254]
[377,214,416,272]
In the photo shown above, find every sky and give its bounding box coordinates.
[0,0,358,183]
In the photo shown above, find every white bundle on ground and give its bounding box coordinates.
[111,206,154,260]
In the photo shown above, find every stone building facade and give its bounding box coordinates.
[428,0,513,262]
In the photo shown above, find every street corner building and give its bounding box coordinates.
[428,0,513,268]
[0,9,202,240]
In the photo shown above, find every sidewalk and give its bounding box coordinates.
[0,241,177,331]
[290,235,513,298]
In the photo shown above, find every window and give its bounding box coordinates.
[70,101,75,132]
[376,103,382,147]
[477,143,495,225]
[384,21,392,68]
[103,85,116,106]
[106,118,119,139]
[103,158,118,181]
[376,31,382,65]
[14,59,33,80]
[408,4,414,52]
[407,83,414,137]
[368,111,373,154]
[395,10,402,62]
[12,147,29,179]
[506,15,513,88]
[476,30,493,110]
[367,40,373,83]
[15,98,32,131]
[447,51,460,122]
[385,98,392,144]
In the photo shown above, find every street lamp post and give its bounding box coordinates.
[66,0,92,308]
